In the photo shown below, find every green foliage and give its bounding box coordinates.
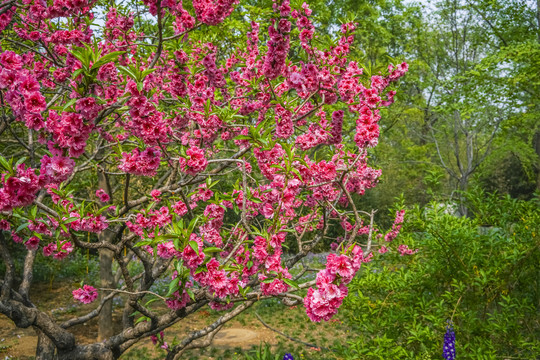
[33,249,100,283]
[244,343,282,360]
[338,191,540,359]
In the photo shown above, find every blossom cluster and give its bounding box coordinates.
[118,147,162,177]
[385,209,405,242]
[43,241,74,260]
[193,0,239,25]
[262,0,291,80]
[72,285,98,304]
[304,246,365,322]
[0,164,42,212]
[179,146,208,175]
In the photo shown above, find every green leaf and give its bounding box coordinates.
[195,266,207,274]
[70,48,88,66]
[134,316,150,325]
[14,157,27,168]
[145,298,159,306]
[234,135,252,141]
[155,233,180,242]
[118,65,137,80]
[133,240,153,248]
[140,68,157,79]
[30,206,37,219]
[186,288,195,301]
[166,277,181,298]
[282,278,299,289]
[203,247,222,254]
[188,240,199,254]
[187,216,199,234]
[90,51,126,71]
[63,98,77,112]
[72,69,83,79]
[0,156,11,171]
[15,222,29,233]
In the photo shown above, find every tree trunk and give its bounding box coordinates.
[535,131,540,192]
[98,247,115,341]
[458,176,468,217]
[35,329,56,360]
[97,167,115,341]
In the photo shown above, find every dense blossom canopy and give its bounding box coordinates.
[0,0,409,357]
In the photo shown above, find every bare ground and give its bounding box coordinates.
[0,282,350,360]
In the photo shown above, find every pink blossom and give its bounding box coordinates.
[25,236,40,250]
[72,285,98,304]
[150,189,161,201]
[0,51,23,70]
[180,146,208,176]
[76,97,101,120]
[166,281,192,310]
[118,147,161,177]
[0,164,42,212]
[385,210,405,242]
[260,277,289,296]
[398,244,418,256]
[40,152,75,185]
[96,189,110,203]
[172,201,188,216]
[157,241,179,259]
[43,242,57,256]
[275,105,293,139]
[0,219,10,230]
[326,254,355,283]
[192,0,238,25]
[262,14,291,80]
[150,331,164,345]
[209,301,234,311]
[24,92,46,114]
[46,111,94,158]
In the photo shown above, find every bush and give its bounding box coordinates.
[338,191,540,359]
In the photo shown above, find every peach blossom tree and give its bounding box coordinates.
[0,0,409,358]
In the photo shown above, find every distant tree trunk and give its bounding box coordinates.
[537,0,540,43]
[533,0,540,192]
[535,131,540,192]
[97,168,115,341]
[457,175,469,217]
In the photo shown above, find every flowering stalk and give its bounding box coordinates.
[443,321,456,360]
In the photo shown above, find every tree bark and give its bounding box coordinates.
[98,247,115,341]
[458,176,468,217]
[534,131,540,192]
[97,167,115,341]
[35,329,56,360]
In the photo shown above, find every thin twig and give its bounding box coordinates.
[254,312,333,351]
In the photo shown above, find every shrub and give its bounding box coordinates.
[339,191,540,359]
